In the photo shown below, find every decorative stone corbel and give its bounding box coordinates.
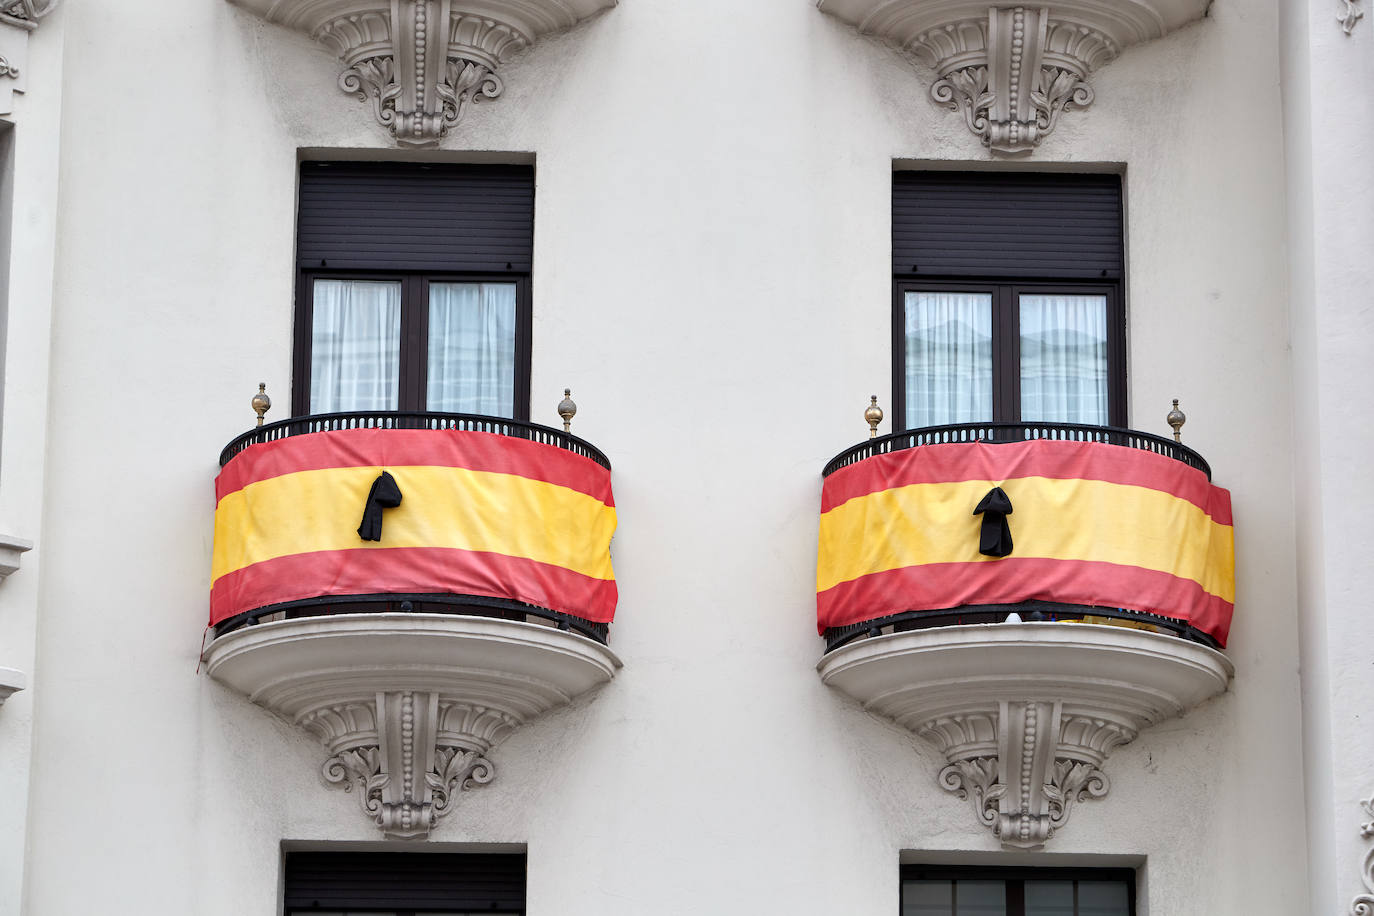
[817,0,1210,154]
[229,0,615,147]
[309,691,508,839]
[922,700,1129,848]
[0,0,58,115]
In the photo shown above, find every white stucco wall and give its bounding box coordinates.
[17,0,1319,913]
[1282,1,1374,913]
[0,7,62,915]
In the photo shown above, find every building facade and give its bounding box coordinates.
[0,0,1370,912]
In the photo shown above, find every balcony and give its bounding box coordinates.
[202,410,621,839]
[815,421,1234,849]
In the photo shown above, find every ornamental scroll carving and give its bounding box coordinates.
[0,0,57,114]
[921,701,1130,848]
[230,0,615,147]
[1350,795,1374,915]
[306,691,513,839]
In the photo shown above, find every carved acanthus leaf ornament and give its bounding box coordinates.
[816,0,1211,154]
[229,0,615,147]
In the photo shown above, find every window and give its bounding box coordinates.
[283,851,526,914]
[901,866,1136,916]
[892,172,1125,430]
[293,162,534,419]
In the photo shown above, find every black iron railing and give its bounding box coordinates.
[220,410,611,469]
[212,593,611,644]
[822,602,1220,654]
[823,421,1210,480]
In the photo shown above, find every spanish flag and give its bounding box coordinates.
[816,438,1234,645]
[211,427,617,626]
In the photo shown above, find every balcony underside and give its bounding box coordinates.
[819,622,1232,848]
[203,613,621,839]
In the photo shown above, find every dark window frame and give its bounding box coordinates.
[292,268,533,420]
[891,277,1126,429]
[899,864,1137,916]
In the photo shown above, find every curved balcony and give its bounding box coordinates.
[203,410,620,839]
[815,420,1234,849]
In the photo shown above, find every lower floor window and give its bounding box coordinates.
[901,865,1135,916]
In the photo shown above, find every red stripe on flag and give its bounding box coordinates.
[217,428,614,507]
[210,547,618,626]
[816,557,1232,646]
[821,439,1231,524]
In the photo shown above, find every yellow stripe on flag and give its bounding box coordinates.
[816,476,1234,602]
[212,465,617,584]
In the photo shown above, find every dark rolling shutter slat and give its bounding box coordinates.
[893,172,1123,279]
[298,162,534,272]
[283,851,526,911]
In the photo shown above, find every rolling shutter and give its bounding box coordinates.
[297,161,535,273]
[892,171,1123,279]
[283,851,527,912]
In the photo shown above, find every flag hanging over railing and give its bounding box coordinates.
[817,438,1234,645]
[212,427,617,626]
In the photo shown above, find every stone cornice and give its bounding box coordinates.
[817,0,1210,153]
[819,623,1232,848]
[230,0,616,146]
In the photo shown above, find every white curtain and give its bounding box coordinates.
[1019,294,1108,424]
[310,279,402,412]
[904,291,993,429]
[427,282,517,415]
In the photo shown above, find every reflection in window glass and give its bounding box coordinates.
[957,880,1008,915]
[904,880,954,916]
[1019,293,1108,424]
[310,279,403,413]
[904,291,993,428]
[1078,881,1131,916]
[427,282,517,415]
[1025,880,1074,915]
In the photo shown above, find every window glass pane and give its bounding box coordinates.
[427,282,517,416]
[310,279,402,413]
[1078,881,1131,916]
[904,879,954,915]
[955,880,1006,916]
[1025,880,1075,915]
[904,291,993,429]
[1019,293,1108,424]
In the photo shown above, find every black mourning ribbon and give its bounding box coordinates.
[357,471,403,542]
[973,486,1014,558]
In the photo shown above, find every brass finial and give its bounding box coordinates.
[252,383,272,427]
[557,388,577,433]
[865,395,884,439]
[1166,398,1186,443]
